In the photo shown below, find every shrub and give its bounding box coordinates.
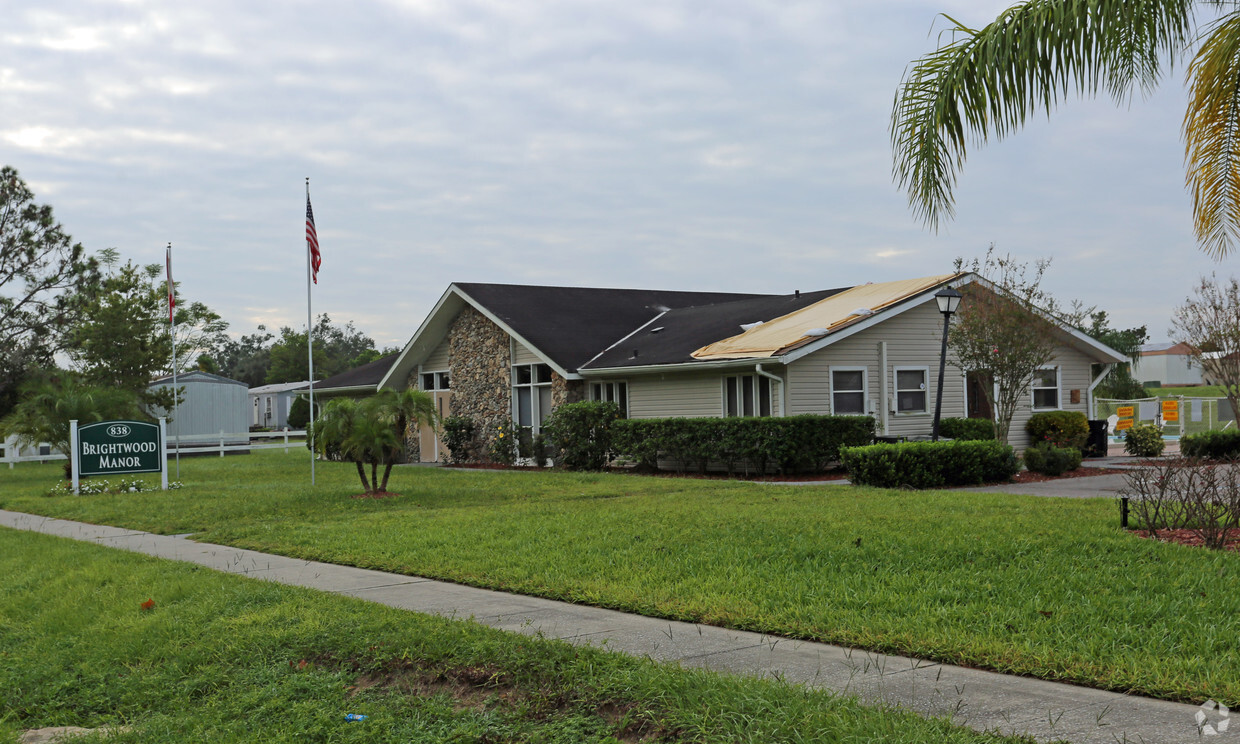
[839,440,1019,489]
[1121,458,1240,549]
[1021,442,1082,476]
[440,416,476,464]
[1026,411,1089,449]
[542,401,623,471]
[1124,423,1165,458]
[287,397,310,429]
[610,415,875,474]
[1180,429,1240,459]
[938,417,995,441]
[488,420,518,466]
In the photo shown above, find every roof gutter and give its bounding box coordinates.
[755,363,785,417]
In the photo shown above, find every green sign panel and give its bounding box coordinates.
[78,420,162,476]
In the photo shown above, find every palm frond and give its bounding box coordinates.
[892,0,1195,230]
[1185,11,1240,258]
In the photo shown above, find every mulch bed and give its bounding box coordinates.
[1131,528,1240,553]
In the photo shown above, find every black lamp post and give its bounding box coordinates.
[931,287,963,442]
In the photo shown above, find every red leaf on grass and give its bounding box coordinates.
[140,598,155,612]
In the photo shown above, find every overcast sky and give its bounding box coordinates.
[2,0,1228,350]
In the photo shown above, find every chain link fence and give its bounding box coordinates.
[1094,396,1234,437]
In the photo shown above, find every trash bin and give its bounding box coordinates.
[1084,420,1108,458]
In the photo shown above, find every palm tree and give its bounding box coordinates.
[311,389,437,494]
[891,1,1240,258]
[369,388,438,492]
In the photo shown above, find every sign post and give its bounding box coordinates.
[73,419,167,493]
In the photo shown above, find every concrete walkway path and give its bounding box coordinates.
[0,509,1212,743]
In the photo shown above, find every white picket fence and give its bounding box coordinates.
[2,429,308,468]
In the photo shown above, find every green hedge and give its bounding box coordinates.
[840,440,1020,489]
[938,417,995,441]
[1026,410,1089,449]
[542,401,623,471]
[1180,429,1240,459]
[1022,443,1082,476]
[610,415,875,474]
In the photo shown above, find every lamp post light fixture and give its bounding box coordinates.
[931,287,963,442]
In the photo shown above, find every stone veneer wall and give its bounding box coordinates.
[447,306,512,462]
[552,375,585,408]
[404,370,422,463]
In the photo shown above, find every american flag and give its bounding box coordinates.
[165,245,174,323]
[306,195,321,284]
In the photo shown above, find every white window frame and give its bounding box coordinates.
[722,374,773,417]
[829,366,868,416]
[590,381,629,417]
[420,369,450,391]
[1032,365,1061,411]
[893,366,930,415]
[512,363,554,432]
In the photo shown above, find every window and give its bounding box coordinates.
[513,363,554,430]
[830,368,866,415]
[1032,367,1060,410]
[723,374,773,417]
[590,381,629,417]
[421,371,450,391]
[894,367,928,414]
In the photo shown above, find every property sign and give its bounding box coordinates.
[1117,406,1135,418]
[1161,400,1179,422]
[1116,419,1134,431]
[77,420,162,476]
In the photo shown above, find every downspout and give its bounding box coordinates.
[755,363,785,417]
[1088,363,1118,420]
[879,341,889,436]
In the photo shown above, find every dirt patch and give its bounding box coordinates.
[20,727,131,743]
[350,491,402,499]
[1132,528,1240,553]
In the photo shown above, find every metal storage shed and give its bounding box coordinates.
[147,371,249,445]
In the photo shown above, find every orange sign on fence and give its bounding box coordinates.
[1161,400,1179,422]
[1117,406,1135,417]
[1116,419,1134,431]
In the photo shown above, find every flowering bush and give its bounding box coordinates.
[488,421,518,466]
[48,478,182,496]
[1124,423,1165,458]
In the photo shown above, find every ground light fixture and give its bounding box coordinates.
[931,287,963,441]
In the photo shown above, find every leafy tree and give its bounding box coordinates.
[1171,275,1240,423]
[0,166,100,414]
[950,250,1084,445]
[1080,311,1149,399]
[310,388,437,494]
[1,374,144,476]
[215,326,274,387]
[891,1,1240,257]
[266,314,378,384]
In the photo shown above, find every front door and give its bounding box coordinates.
[966,372,993,420]
[418,390,452,463]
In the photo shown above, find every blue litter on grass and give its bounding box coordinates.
[345,714,368,722]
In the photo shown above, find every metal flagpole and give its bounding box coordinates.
[167,243,180,479]
[306,178,316,486]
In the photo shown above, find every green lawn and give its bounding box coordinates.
[1,529,1018,744]
[1147,385,1227,398]
[3,451,1238,705]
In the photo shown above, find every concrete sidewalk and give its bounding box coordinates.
[0,509,1211,743]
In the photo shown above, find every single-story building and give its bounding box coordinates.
[148,371,249,445]
[248,380,310,429]
[1131,342,1202,387]
[340,273,1125,462]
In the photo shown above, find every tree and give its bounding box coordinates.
[1,374,144,476]
[949,250,1084,445]
[215,326,274,387]
[1080,311,1149,399]
[1170,275,1240,421]
[266,314,378,384]
[310,388,437,494]
[0,166,99,414]
[891,2,1240,257]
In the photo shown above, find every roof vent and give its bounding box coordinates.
[632,349,639,358]
[740,321,764,331]
[794,290,801,298]
[649,326,664,334]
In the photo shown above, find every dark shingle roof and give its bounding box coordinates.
[454,283,771,371]
[315,353,399,392]
[582,288,846,369]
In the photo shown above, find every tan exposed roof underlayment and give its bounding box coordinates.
[691,273,963,360]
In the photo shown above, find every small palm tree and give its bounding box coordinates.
[312,389,437,494]
[891,1,1240,257]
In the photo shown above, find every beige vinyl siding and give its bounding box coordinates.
[629,372,726,418]
[512,340,540,365]
[423,337,451,371]
[1006,345,1095,449]
[787,300,966,438]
